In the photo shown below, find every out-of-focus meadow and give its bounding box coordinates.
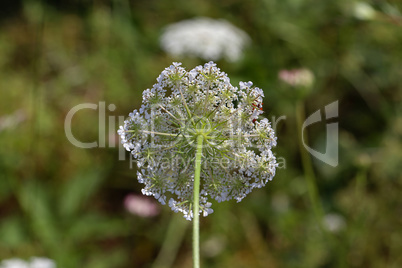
[0,0,401,267]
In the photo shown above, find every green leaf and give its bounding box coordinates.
[68,213,129,242]
[0,215,28,247]
[16,179,60,250]
[59,168,106,219]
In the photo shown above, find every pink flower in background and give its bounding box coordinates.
[124,194,160,217]
[278,68,314,87]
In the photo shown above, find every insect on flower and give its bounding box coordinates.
[252,100,263,111]
[251,97,263,123]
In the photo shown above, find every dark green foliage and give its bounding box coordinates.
[0,0,401,267]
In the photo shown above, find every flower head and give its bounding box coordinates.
[160,17,250,62]
[119,61,277,220]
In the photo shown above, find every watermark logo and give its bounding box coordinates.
[64,102,126,160]
[63,101,339,168]
[302,101,338,167]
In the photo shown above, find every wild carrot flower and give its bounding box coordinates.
[160,18,250,62]
[119,61,277,220]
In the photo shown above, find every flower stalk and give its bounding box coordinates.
[295,101,323,220]
[192,134,204,268]
[119,61,278,267]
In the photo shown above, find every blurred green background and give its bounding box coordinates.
[0,0,401,267]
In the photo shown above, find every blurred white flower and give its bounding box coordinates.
[124,194,160,217]
[323,213,346,233]
[160,17,250,62]
[278,68,314,87]
[0,259,29,268]
[353,2,376,20]
[29,258,56,268]
[201,235,226,257]
[0,257,55,268]
[0,110,26,132]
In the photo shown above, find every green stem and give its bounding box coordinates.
[295,101,324,221]
[193,134,204,268]
[152,214,188,268]
[296,101,346,268]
